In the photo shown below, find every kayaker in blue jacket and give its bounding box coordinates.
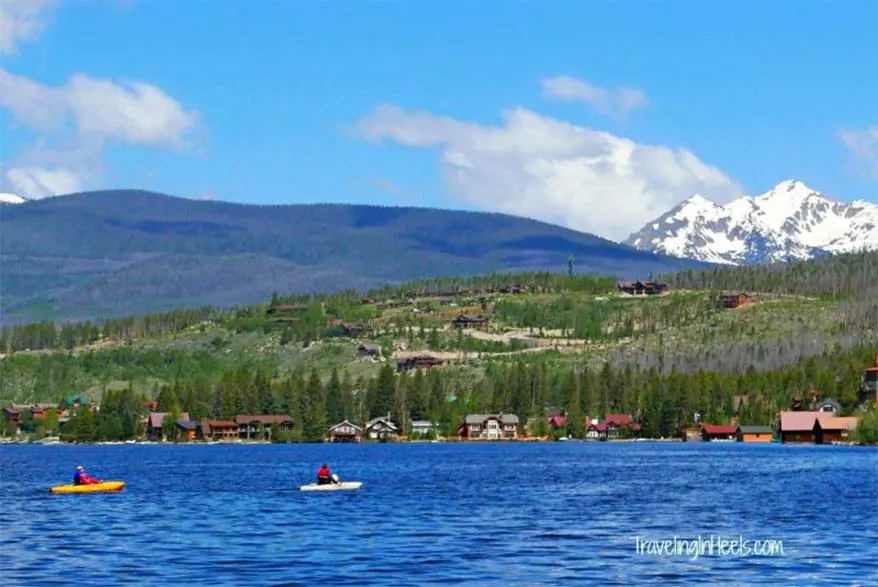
[73,465,100,485]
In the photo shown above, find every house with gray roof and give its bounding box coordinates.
[458,413,519,440]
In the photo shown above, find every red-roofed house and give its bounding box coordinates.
[547,413,567,430]
[604,414,641,439]
[778,411,819,444]
[700,424,737,442]
[586,422,608,441]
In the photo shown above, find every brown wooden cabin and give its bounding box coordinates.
[721,292,756,309]
[813,416,859,445]
[451,314,489,329]
[778,411,819,444]
[617,281,668,296]
[397,355,445,373]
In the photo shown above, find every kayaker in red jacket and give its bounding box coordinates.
[73,465,100,485]
[317,463,338,485]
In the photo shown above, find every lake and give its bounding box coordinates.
[1,442,876,586]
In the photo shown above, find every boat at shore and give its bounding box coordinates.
[299,481,362,492]
[50,481,126,494]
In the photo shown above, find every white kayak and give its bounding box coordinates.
[299,481,362,492]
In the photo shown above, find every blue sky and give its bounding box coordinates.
[0,0,875,239]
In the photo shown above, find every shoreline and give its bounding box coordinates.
[0,437,869,447]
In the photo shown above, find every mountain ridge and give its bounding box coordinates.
[625,180,878,265]
[0,189,707,324]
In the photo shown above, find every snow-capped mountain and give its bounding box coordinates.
[0,192,27,205]
[625,180,878,265]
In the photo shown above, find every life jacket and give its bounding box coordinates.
[317,467,330,478]
[73,470,84,484]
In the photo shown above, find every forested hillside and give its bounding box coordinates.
[0,189,704,324]
[2,252,877,441]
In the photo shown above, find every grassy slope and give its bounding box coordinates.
[0,190,706,323]
[3,287,871,405]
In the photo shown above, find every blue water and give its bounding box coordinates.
[1,442,876,586]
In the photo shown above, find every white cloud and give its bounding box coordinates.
[352,104,741,241]
[541,75,648,121]
[0,0,54,55]
[837,126,878,180]
[0,67,199,147]
[0,63,199,199]
[0,2,202,199]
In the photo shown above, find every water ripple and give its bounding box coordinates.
[1,442,876,586]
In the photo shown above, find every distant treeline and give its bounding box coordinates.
[41,344,877,443]
[654,249,878,299]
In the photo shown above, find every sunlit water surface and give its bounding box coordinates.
[1,442,876,586]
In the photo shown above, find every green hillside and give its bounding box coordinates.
[0,189,706,324]
[2,252,877,441]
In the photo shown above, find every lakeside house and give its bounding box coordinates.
[200,419,238,441]
[410,420,438,437]
[778,411,820,444]
[458,414,519,440]
[586,422,608,441]
[701,424,737,442]
[235,415,294,440]
[328,420,363,443]
[176,420,197,441]
[145,412,192,441]
[547,413,567,431]
[737,425,774,442]
[605,414,642,439]
[364,415,399,441]
[813,416,859,444]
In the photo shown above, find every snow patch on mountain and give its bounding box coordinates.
[624,180,878,265]
[0,192,27,205]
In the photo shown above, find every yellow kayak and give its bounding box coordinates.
[50,481,125,494]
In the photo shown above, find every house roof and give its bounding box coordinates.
[464,413,519,425]
[547,414,567,427]
[149,412,190,428]
[588,423,608,432]
[702,424,738,435]
[328,419,363,432]
[176,420,197,430]
[604,414,632,426]
[738,425,774,434]
[365,417,398,431]
[235,415,293,425]
[815,416,859,431]
[779,411,819,432]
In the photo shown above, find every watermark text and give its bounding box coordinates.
[634,535,784,560]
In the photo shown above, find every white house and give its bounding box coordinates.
[364,415,398,441]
